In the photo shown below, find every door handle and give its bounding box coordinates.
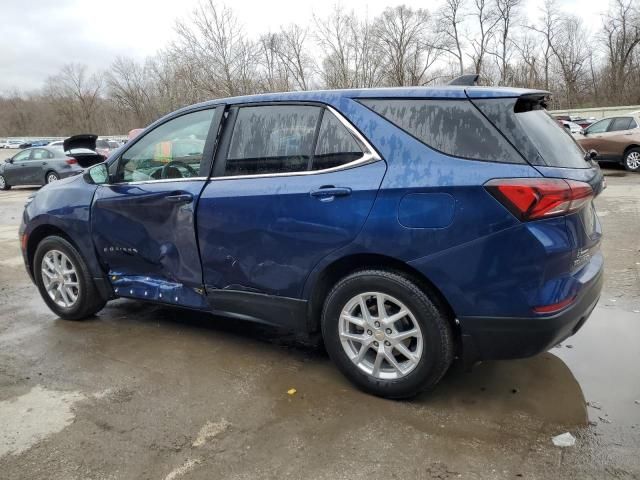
[165,193,193,204]
[310,186,352,201]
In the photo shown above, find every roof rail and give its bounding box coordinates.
[447,74,480,86]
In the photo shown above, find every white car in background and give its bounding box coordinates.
[1,140,24,149]
[559,120,584,135]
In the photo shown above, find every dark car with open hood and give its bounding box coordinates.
[0,135,105,189]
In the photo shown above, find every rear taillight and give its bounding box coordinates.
[533,295,577,314]
[65,158,77,165]
[485,178,593,221]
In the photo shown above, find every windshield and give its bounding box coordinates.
[473,97,589,169]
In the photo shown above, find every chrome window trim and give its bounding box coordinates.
[104,105,382,186]
[213,105,382,181]
[110,176,208,186]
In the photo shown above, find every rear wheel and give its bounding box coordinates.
[0,174,10,190]
[34,236,106,320]
[321,269,454,398]
[45,171,60,184]
[624,148,640,172]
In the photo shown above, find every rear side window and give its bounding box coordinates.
[312,111,363,170]
[224,106,366,176]
[31,149,50,160]
[473,97,589,169]
[359,99,522,163]
[609,117,634,132]
[226,105,320,176]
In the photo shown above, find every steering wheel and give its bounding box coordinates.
[160,160,198,179]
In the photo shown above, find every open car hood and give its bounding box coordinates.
[63,134,97,152]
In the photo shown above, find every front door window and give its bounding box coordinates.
[117,109,215,183]
[586,119,612,135]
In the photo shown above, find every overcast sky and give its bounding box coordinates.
[0,0,608,93]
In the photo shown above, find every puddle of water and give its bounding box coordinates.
[0,386,84,457]
[554,305,640,428]
[426,353,588,426]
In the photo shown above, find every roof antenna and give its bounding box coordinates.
[447,74,480,86]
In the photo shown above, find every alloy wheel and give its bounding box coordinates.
[47,173,59,184]
[41,250,79,308]
[0,175,5,189]
[338,292,423,380]
[626,151,640,170]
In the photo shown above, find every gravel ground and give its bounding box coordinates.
[0,148,638,479]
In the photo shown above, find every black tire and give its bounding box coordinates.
[623,148,640,172]
[0,174,10,190]
[33,236,106,320]
[321,269,454,399]
[45,171,59,184]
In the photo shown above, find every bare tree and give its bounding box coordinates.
[256,33,291,92]
[511,32,541,88]
[435,0,466,75]
[7,0,640,137]
[373,6,443,86]
[45,63,103,132]
[172,0,257,98]
[491,0,523,85]
[314,6,383,88]
[275,24,314,90]
[549,15,590,107]
[530,0,562,91]
[467,0,500,75]
[106,57,156,126]
[602,0,640,103]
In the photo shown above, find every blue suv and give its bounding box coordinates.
[20,84,604,398]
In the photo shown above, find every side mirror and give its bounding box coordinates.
[584,149,598,161]
[5,158,13,164]
[83,163,109,185]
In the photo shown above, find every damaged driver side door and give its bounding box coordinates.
[90,107,222,308]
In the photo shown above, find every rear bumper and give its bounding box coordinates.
[458,267,603,364]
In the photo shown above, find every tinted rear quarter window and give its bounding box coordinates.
[609,117,633,132]
[313,111,363,170]
[473,97,589,169]
[359,98,522,163]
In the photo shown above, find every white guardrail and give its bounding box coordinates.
[549,105,640,120]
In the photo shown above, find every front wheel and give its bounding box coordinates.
[34,236,106,320]
[624,148,640,172]
[321,270,454,398]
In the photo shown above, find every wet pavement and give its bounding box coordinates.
[0,156,639,479]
